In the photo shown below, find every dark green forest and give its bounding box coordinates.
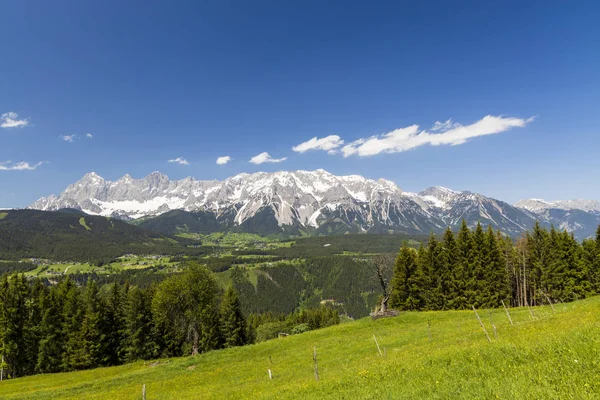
[0,264,339,379]
[0,210,214,262]
[389,221,600,311]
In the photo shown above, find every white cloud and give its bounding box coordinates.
[0,161,45,171]
[61,134,78,143]
[86,133,93,139]
[292,135,344,154]
[216,156,231,165]
[1,112,29,128]
[249,152,287,165]
[341,115,534,157]
[431,119,460,132]
[168,157,190,165]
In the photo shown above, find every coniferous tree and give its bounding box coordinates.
[471,223,487,307]
[413,245,430,310]
[124,286,157,361]
[220,287,248,348]
[451,220,472,309]
[71,280,104,370]
[526,222,550,305]
[36,289,64,374]
[0,274,30,378]
[102,282,126,366]
[389,244,420,311]
[484,226,510,307]
[24,279,46,376]
[60,277,83,371]
[426,232,447,310]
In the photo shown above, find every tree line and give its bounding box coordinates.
[0,264,248,379]
[0,262,340,379]
[389,221,600,311]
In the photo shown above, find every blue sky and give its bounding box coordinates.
[2,0,599,207]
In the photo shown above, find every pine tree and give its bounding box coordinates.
[484,226,510,307]
[471,223,486,307]
[0,274,31,378]
[36,288,64,374]
[389,244,420,311]
[450,220,471,309]
[220,287,248,348]
[24,278,46,376]
[124,286,157,361]
[60,277,83,371]
[102,282,126,366]
[70,280,104,370]
[413,245,430,310]
[526,222,550,305]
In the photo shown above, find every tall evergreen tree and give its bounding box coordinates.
[483,226,510,307]
[471,223,487,307]
[0,274,30,378]
[24,278,46,376]
[220,287,248,348]
[450,220,472,309]
[102,282,126,366]
[426,232,448,310]
[36,288,64,374]
[60,277,83,371]
[389,244,420,311]
[71,280,104,370]
[124,286,157,361]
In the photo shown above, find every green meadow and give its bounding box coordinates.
[1,296,598,399]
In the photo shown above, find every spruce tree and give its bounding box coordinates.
[102,282,126,366]
[471,223,486,307]
[24,278,46,376]
[36,289,64,374]
[451,220,471,309]
[124,286,157,361]
[0,274,30,378]
[484,226,510,307]
[60,277,83,371]
[71,280,104,370]
[389,244,420,311]
[220,287,248,348]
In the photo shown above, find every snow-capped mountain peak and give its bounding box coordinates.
[28,170,600,239]
[515,198,600,214]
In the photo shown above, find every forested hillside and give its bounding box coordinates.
[0,210,204,262]
[389,222,600,311]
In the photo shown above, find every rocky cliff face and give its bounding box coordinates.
[29,170,600,239]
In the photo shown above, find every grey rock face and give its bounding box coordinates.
[29,170,600,239]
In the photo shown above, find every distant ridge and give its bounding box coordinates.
[29,170,600,239]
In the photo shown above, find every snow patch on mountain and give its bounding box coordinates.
[516,198,600,214]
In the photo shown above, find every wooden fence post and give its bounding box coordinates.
[488,312,498,340]
[142,384,146,400]
[525,299,535,319]
[313,346,319,382]
[545,294,556,312]
[472,306,492,343]
[501,300,513,325]
[373,335,383,356]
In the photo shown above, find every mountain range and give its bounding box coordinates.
[28,170,600,239]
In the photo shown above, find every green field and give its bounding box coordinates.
[23,256,177,277]
[2,296,599,399]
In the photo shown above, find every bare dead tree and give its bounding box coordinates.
[372,253,395,312]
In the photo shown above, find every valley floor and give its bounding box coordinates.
[1,297,599,399]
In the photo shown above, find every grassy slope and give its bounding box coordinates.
[2,297,599,399]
